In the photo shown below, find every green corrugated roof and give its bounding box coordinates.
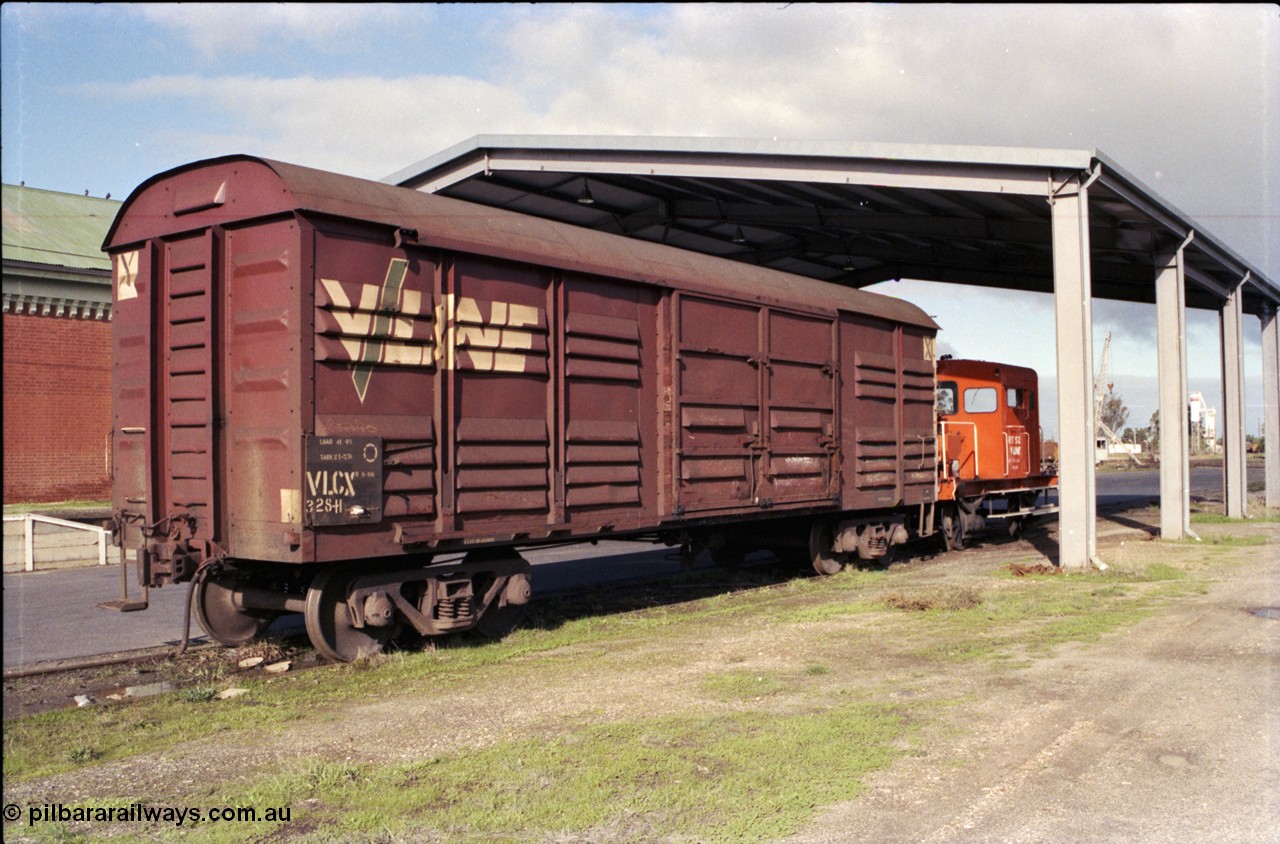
[2,184,120,272]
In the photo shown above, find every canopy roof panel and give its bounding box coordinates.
[387,135,1278,315]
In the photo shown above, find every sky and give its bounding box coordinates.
[3,3,1277,439]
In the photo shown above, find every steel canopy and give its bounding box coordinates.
[387,134,1280,569]
[387,135,1278,315]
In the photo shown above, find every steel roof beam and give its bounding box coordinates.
[1247,273,1280,306]
[1183,263,1233,302]
[424,148,1057,198]
[1092,171,1190,244]
[661,201,1054,244]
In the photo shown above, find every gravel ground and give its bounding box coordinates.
[788,519,1280,843]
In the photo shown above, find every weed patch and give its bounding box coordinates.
[883,587,983,612]
[1007,563,1060,577]
[66,746,97,765]
[178,687,219,704]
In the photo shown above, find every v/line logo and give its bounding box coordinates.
[319,258,542,402]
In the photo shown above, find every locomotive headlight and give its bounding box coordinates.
[949,459,961,476]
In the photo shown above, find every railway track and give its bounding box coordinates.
[0,550,774,713]
[1,541,961,719]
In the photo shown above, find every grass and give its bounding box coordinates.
[4,520,1272,843]
[3,692,298,780]
[1179,532,1268,546]
[877,559,1213,663]
[4,584,782,781]
[204,702,910,844]
[2,499,110,515]
[0,544,1231,782]
[702,669,791,700]
[1191,510,1280,524]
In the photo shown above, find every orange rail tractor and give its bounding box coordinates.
[934,358,1059,551]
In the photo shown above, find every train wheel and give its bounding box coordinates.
[942,511,966,552]
[304,570,396,662]
[194,572,274,646]
[876,542,898,567]
[809,521,846,576]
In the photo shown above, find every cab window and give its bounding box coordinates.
[964,387,998,413]
[1007,387,1021,408]
[936,381,958,416]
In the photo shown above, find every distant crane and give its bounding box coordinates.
[1093,331,1112,433]
[1094,331,1143,465]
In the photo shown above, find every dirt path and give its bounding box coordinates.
[788,536,1280,843]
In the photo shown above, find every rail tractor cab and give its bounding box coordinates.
[934,358,1058,550]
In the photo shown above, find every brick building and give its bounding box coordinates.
[3,184,119,503]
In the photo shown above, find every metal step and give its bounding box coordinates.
[96,599,150,613]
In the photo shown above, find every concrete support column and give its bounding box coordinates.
[1051,177,1096,570]
[1155,248,1190,539]
[1221,285,1247,518]
[1259,303,1279,509]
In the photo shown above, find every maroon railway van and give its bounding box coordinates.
[103,155,938,660]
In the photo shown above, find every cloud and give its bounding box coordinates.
[491,4,1277,272]
[77,73,536,179]
[130,3,408,58]
[66,4,1277,282]
[19,3,1272,440]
